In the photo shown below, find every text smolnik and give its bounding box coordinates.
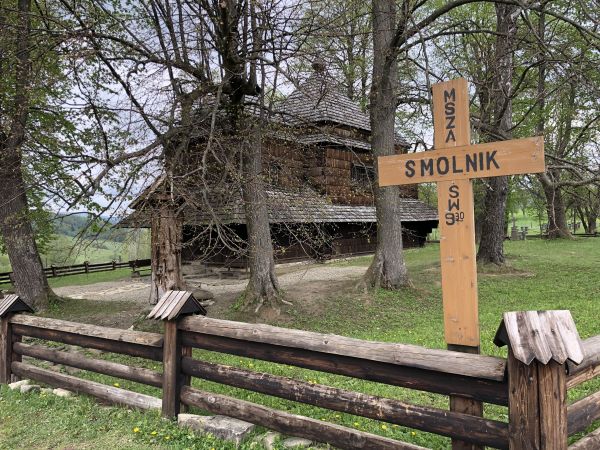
[404,151,500,178]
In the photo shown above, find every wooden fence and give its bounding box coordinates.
[0,293,599,450]
[0,259,151,284]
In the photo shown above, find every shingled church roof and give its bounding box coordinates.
[279,62,408,147]
[280,68,371,131]
[120,184,438,228]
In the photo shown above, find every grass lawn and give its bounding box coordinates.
[1,238,599,449]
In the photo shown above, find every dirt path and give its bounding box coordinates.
[54,262,368,305]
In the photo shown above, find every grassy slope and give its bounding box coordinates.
[1,238,599,449]
[0,231,151,273]
[0,268,137,290]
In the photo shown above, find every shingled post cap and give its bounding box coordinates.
[0,294,34,318]
[494,310,584,366]
[147,290,207,321]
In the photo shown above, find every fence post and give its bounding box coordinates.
[51,265,57,278]
[84,261,90,274]
[0,295,34,384]
[146,290,207,418]
[494,310,584,450]
[112,260,117,271]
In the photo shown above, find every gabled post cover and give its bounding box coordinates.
[147,290,207,321]
[0,295,34,318]
[494,310,584,365]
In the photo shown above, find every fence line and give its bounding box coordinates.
[0,259,151,284]
[0,294,599,450]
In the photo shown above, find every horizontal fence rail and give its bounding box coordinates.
[1,303,599,450]
[565,334,600,448]
[180,357,509,448]
[9,315,163,361]
[178,316,509,406]
[567,335,600,388]
[180,385,427,450]
[0,259,151,284]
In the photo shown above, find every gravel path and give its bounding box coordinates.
[54,263,367,303]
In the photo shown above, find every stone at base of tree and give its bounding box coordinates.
[193,289,215,301]
[8,379,30,390]
[282,437,315,448]
[41,388,53,394]
[178,414,255,445]
[259,431,281,450]
[20,384,40,394]
[53,388,73,398]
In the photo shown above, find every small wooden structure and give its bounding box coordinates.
[147,290,207,321]
[2,301,599,449]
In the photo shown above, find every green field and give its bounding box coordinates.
[1,238,599,449]
[0,231,150,273]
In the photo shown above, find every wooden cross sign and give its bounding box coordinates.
[378,78,545,349]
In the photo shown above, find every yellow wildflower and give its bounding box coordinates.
[381,425,388,430]
[133,427,140,433]
[114,383,120,388]
[411,431,416,436]
[151,431,158,436]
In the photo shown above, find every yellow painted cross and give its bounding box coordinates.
[378,78,545,348]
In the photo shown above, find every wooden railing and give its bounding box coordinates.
[0,295,599,450]
[567,335,600,449]
[0,259,151,284]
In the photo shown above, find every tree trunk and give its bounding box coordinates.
[0,146,52,310]
[149,200,186,304]
[477,177,509,264]
[538,174,571,239]
[0,0,53,310]
[477,3,519,265]
[240,121,281,312]
[364,0,409,289]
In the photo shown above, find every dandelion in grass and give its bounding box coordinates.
[353,422,360,428]
[381,425,388,431]
[411,431,416,436]
[133,427,140,433]
[113,383,120,388]
[164,436,171,440]
[151,431,158,436]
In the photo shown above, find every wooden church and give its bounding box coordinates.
[122,62,438,268]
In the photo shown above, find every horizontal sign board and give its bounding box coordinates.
[378,136,544,186]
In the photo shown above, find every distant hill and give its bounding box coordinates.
[52,213,131,243]
[0,213,150,272]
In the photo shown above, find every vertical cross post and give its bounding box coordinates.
[433,79,482,450]
[378,78,545,449]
